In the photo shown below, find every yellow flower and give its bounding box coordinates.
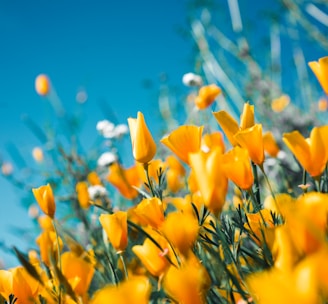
[213,102,254,146]
[221,147,254,190]
[234,124,265,166]
[35,74,50,96]
[87,171,102,185]
[161,125,203,165]
[271,94,290,112]
[308,56,328,94]
[61,251,95,296]
[245,209,275,247]
[247,265,318,304]
[162,211,199,256]
[133,197,165,229]
[263,131,280,157]
[285,192,328,255]
[189,147,228,215]
[99,211,128,253]
[318,98,328,112]
[194,84,221,110]
[136,158,166,185]
[165,156,185,193]
[283,126,328,178]
[36,230,63,267]
[76,181,90,209]
[32,183,56,219]
[107,163,141,199]
[271,226,299,271]
[90,276,151,304]
[0,267,40,304]
[163,258,211,304]
[127,111,156,164]
[132,237,170,277]
[201,131,225,153]
[38,214,54,231]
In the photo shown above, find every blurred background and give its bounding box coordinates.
[1,0,328,267]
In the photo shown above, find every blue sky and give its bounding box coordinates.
[0,0,192,267]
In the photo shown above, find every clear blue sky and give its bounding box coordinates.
[0,0,192,267]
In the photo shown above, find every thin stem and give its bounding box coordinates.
[144,163,156,197]
[302,169,308,194]
[52,220,62,304]
[251,162,261,208]
[260,167,281,215]
[248,189,267,226]
[119,253,128,279]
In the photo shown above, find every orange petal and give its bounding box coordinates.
[213,111,239,146]
[161,125,203,165]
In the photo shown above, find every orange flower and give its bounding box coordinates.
[0,267,40,304]
[308,56,328,94]
[90,276,151,304]
[99,211,128,253]
[221,146,254,190]
[213,102,254,146]
[201,131,225,153]
[318,98,328,112]
[38,214,54,231]
[263,131,280,157]
[247,265,318,304]
[234,124,265,166]
[36,230,63,267]
[133,197,165,229]
[285,192,328,254]
[189,147,228,215]
[163,258,211,304]
[245,209,275,247]
[35,74,50,96]
[107,163,141,199]
[162,211,199,256]
[32,183,56,219]
[166,155,185,176]
[165,156,186,193]
[194,84,221,109]
[132,237,170,277]
[271,226,299,271]
[87,171,102,185]
[76,181,90,209]
[283,126,328,178]
[136,158,166,185]
[127,112,156,164]
[61,251,95,296]
[271,94,290,112]
[161,125,203,165]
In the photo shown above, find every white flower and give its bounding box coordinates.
[96,120,115,134]
[97,152,117,167]
[114,124,129,137]
[88,185,108,200]
[182,72,203,87]
[97,120,129,139]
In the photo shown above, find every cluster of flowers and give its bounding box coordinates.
[1,57,328,304]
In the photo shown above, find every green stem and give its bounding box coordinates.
[260,167,281,215]
[302,169,308,194]
[144,163,156,197]
[248,189,267,226]
[251,162,261,208]
[52,220,62,304]
[119,253,128,279]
